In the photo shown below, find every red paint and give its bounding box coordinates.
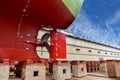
[0,0,74,61]
[0,0,74,29]
[50,30,66,59]
[3,59,9,65]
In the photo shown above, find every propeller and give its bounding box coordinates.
[22,30,56,63]
[40,33,50,53]
[22,29,66,62]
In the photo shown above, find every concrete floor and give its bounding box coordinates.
[9,79,21,80]
[46,74,115,80]
[9,75,117,80]
[73,76,115,80]
[9,72,118,80]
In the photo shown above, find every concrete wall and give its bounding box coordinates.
[0,65,9,80]
[22,63,46,80]
[72,61,87,77]
[66,36,120,61]
[66,36,120,52]
[52,61,71,80]
[37,30,120,61]
[115,64,120,77]
[106,61,120,77]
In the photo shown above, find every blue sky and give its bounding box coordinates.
[67,0,120,48]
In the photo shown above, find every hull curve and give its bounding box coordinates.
[0,0,84,61]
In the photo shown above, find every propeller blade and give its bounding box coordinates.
[41,33,50,43]
[42,41,50,53]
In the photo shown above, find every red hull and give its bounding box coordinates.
[0,0,75,61]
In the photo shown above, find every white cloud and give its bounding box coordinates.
[67,10,120,48]
[106,10,120,25]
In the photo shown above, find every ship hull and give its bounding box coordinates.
[0,0,84,61]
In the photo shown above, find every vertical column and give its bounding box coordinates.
[71,61,87,77]
[52,61,71,80]
[106,60,116,77]
[86,61,91,73]
[105,60,120,78]
[0,59,10,80]
[95,61,100,72]
[100,60,108,76]
[89,61,93,72]
[21,60,46,80]
[91,61,95,72]
[115,60,120,77]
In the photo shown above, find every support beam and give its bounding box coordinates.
[71,61,87,77]
[0,59,10,80]
[52,61,71,80]
[21,61,46,80]
[106,60,120,78]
